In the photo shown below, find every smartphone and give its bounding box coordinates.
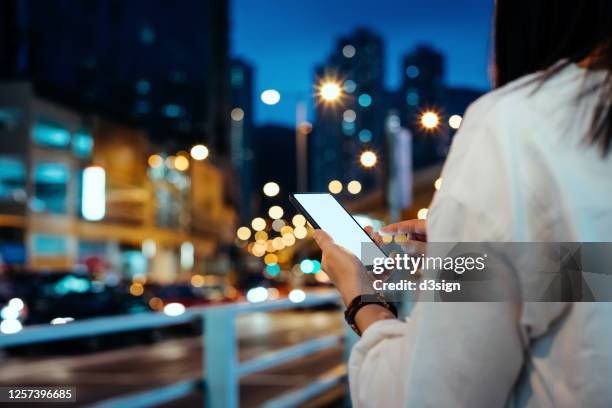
[290,193,387,266]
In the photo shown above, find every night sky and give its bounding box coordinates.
[231,0,495,126]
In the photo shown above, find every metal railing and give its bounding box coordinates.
[0,292,345,408]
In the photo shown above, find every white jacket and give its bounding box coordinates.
[349,63,612,408]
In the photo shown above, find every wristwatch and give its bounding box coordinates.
[344,294,398,336]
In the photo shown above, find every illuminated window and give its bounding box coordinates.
[0,108,23,131]
[32,122,70,148]
[135,80,151,94]
[162,104,185,118]
[406,90,419,106]
[33,162,69,214]
[72,131,94,158]
[32,233,69,256]
[140,25,155,45]
[406,65,420,78]
[0,156,25,200]
[231,68,244,88]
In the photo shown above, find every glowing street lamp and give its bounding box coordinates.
[318,81,342,102]
[190,144,209,160]
[420,111,440,130]
[360,150,377,168]
[448,114,462,129]
[263,182,280,197]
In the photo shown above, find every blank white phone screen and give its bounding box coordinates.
[293,193,386,265]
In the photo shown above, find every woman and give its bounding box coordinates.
[314,1,612,406]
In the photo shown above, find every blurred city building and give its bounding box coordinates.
[0,0,230,154]
[229,59,256,223]
[0,0,242,284]
[399,45,448,169]
[311,28,387,195]
[310,34,484,220]
[0,84,235,281]
[252,125,297,215]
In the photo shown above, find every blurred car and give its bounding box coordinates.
[2,271,151,326]
[145,280,236,310]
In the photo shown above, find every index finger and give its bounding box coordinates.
[379,220,426,236]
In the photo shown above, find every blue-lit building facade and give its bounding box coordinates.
[229,59,256,223]
[310,28,387,195]
[0,0,237,282]
[0,0,230,154]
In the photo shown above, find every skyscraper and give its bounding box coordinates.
[230,58,255,222]
[311,28,387,194]
[399,45,447,169]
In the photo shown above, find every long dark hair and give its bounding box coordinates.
[494,0,612,155]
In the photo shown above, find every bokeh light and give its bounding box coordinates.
[272,219,285,232]
[434,177,442,191]
[280,225,294,236]
[231,107,245,121]
[261,89,281,105]
[263,182,280,197]
[449,114,462,129]
[246,287,268,303]
[266,264,281,277]
[347,180,362,194]
[163,302,186,316]
[264,253,278,265]
[251,217,266,231]
[254,230,268,242]
[300,259,314,273]
[173,155,189,171]
[268,205,284,219]
[288,289,306,303]
[360,150,377,168]
[420,111,440,129]
[252,242,266,257]
[358,93,372,107]
[342,44,356,58]
[406,65,420,78]
[190,144,209,161]
[343,109,356,122]
[190,274,205,287]
[294,226,308,239]
[343,79,357,93]
[273,236,286,250]
[319,81,342,102]
[148,154,163,168]
[328,180,343,194]
[281,233,296,246]
[292,214,306,227]
[236,226,251,240]
[129,283,144,296]
[417,208,429,220]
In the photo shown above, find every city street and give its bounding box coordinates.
[0,310,345,407]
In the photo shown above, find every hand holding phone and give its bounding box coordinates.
[290,193,387,266]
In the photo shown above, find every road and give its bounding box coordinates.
[0,310,345,407]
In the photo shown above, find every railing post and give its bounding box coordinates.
[204,307,239,408]
[343,321,359,407]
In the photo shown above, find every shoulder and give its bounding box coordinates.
[462,72,541,130]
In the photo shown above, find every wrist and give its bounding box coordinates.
[344,294,397,336]
[355,304,396,334]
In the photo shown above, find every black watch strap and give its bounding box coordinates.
[344,294,398,336]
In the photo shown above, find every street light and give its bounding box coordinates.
[262,182,280,197]
[420,111,440,130]
[360,150,377,168]
[448,114,462,129]
[318,79,342,103]
[190,144,209,160]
